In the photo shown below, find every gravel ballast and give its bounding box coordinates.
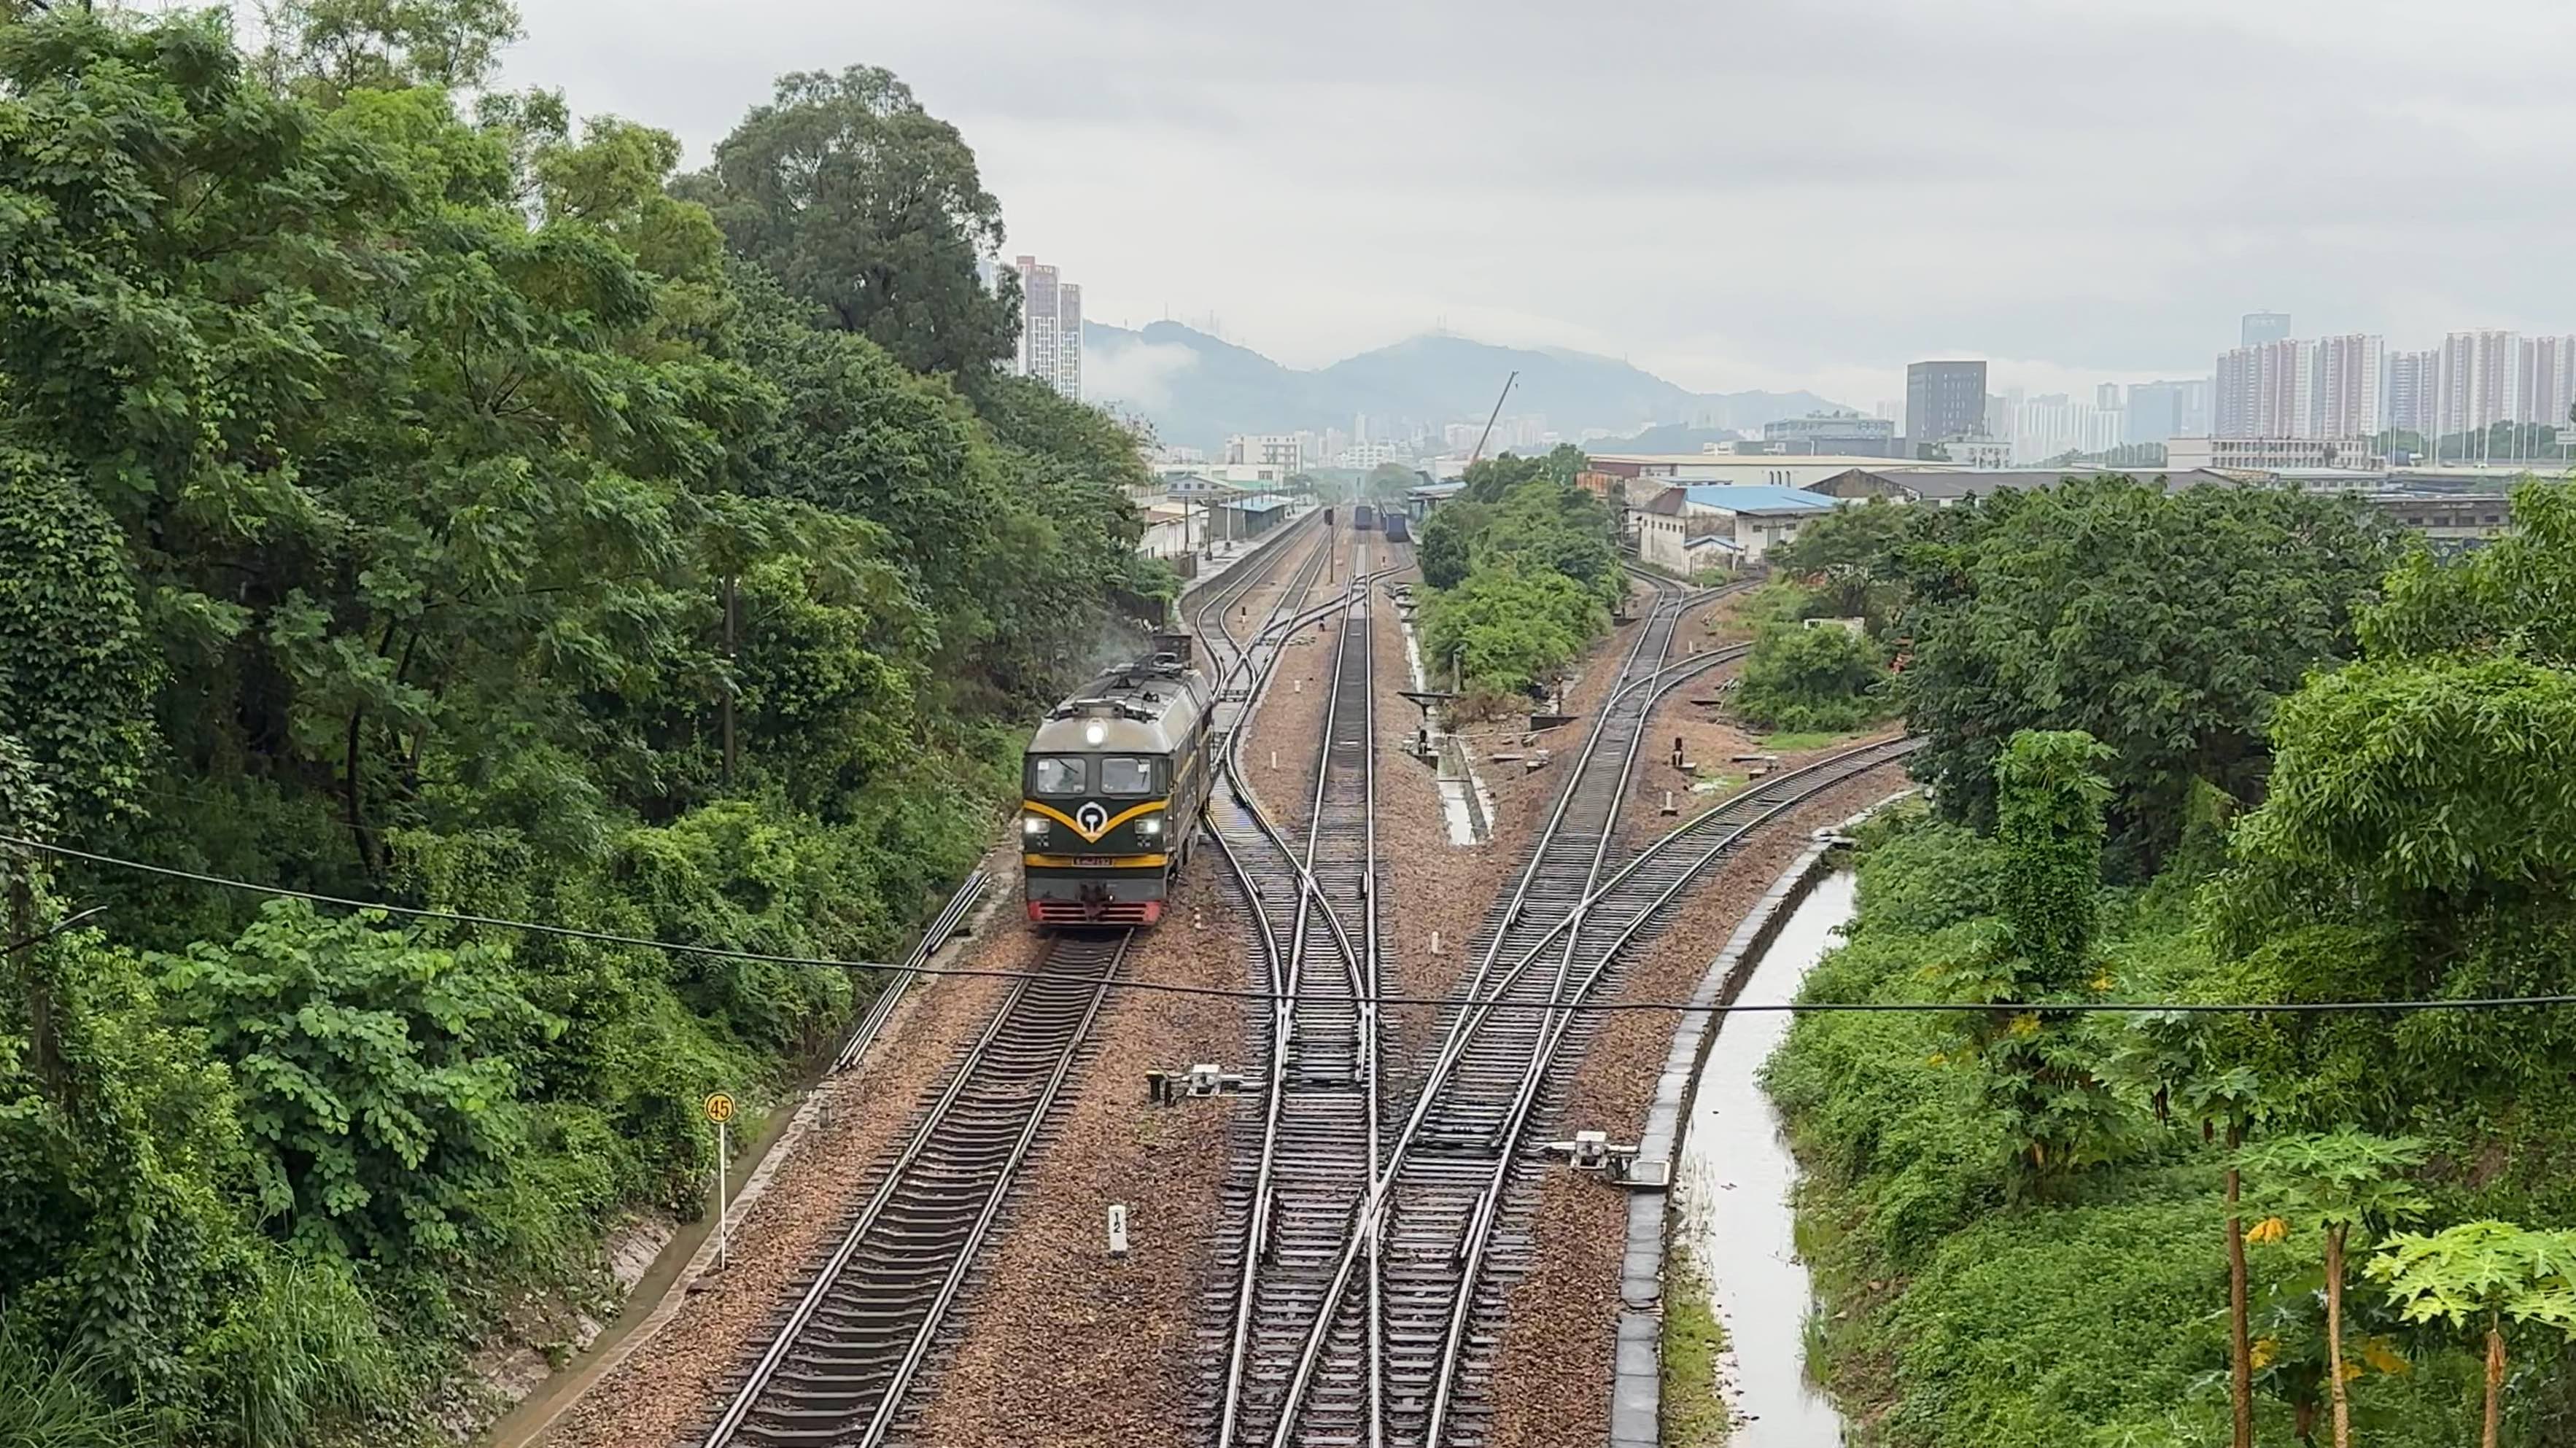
[538,853,1028,1448]
[1480,764,1916,1448]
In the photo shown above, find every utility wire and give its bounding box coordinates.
[11,833,2575,1018]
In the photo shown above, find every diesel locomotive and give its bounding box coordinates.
[1020,635,1213,927]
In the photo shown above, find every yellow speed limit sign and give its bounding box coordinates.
[705,1092,735,1125]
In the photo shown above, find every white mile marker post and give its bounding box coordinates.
[705,1092,736,1271]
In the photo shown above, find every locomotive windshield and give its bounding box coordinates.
[1099,756,1155,796]
[1029,756,1087,795]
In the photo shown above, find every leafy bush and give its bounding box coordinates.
[1734,618,1888,733]
[157,902,556,1264]
[1419,563,1606,696]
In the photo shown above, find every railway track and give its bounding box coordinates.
[698,931,1132,1448]
[1202,534,1386,1448]
[696,516,1344,1448]
[1246,572,1917,1447]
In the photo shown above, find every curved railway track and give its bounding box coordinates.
[1201,536,1387,1448]
[1248,572,1919,1447]
[698,513,1339,1448]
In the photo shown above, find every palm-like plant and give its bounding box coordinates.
[2369,1221,2576,1448]
[2237,1128,2429,1448]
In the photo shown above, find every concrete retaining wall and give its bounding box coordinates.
[1607,790,1916,1447]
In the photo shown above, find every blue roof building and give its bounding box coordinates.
[1634,482,1841,574]
[1677,484,1840,516]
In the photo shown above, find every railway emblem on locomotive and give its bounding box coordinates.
[1076,801,1109,836]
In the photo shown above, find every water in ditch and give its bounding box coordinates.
[1672,867,1858,1445]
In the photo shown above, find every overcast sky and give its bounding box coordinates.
[500,0,2576,406]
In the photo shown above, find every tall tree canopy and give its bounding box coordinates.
[1780,478,2394,873]
[680,66,1020,378]
[0,9,1165,1439]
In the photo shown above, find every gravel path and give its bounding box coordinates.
[540,849,1028,1448]
[1482,763,1916,1448]
[905,863,1245,1448]
[1235,528,1359,836]
[1372,563,1513,1079]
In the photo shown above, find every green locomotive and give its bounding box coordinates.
[1020,637,1213,927]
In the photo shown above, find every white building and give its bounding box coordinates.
[2310,333,2384,440]
[1225,434,1306,471]
[1586,452,1958,502]
[2167,436,2383,472]
[2517,335,2576,428]
[2385,350,2440,437]
[1940,436,2011,468]
[1335,442,1405,470]
[2437,330,2518,437]
[1012,256,1083,400]
[2215,339,2312,438]
[2009,394,2122,464]
[1632,484,1839,574]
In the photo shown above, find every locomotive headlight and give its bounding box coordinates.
[1083,723,1106,745]
[1138,816,1163,836]
[1022,814,1050,838]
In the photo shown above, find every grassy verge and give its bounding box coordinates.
[1662,1250,1733,1446]
[1760,729,1858,752]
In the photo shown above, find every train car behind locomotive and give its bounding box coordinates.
[1020,635,1213,927]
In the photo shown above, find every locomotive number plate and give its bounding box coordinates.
[1075,855,1111,868]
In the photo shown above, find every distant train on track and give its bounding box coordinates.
[1020,635,1213,927]
[1381,511,1411,542]
[1350,502,1376,531]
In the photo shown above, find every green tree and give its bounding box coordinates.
[1419,563,1604,698]
[1768,495,1914,626]
[2370,1221,2576,1448]
[1476,478,1622,607]
[1416,498,1487,591]
[2209,483,2576,1126]
[682,66,1017,378]
[2111,1021,2269,1448]
[255,0,524,95]
[1734,620,1886,733]
[0,454,158,825]
[1952,731,2122,1191]
[1879,479,2390,873]
[2238,1129,2430,1448]
[157,901,556,1262]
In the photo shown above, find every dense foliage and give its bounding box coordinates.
[1771,477,2394,875]
[0,7,1166,1441]
[1729,583,1890,733]
[1766,480,2576,1446]
[1416,446,1623,704]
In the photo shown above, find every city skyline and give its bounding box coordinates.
[494,0,2576,408]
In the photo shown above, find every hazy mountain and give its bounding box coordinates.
[1082,321,1846,454]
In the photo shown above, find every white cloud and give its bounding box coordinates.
[499,0,2576,397]
[1082,332,1200,413]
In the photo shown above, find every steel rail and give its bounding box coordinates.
[1195,534,1405,1447]
[831,870,990,1075]
[1416,735,1923,1443]
[1209,556,1386,1448]
[698,930,1133,1448]
[1258,582,1696,1440]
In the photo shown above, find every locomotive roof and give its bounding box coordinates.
[1026,655,1209,756]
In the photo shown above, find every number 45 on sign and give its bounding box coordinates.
[707,1093,736,1269]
